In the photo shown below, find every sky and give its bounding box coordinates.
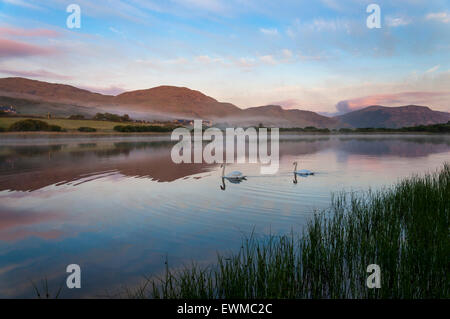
[0,0,449,114]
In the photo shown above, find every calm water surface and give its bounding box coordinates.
[0,134,449,298]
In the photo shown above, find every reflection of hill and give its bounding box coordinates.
[335,136,450,157]
[0,142,215,192]
[0,136,449,192]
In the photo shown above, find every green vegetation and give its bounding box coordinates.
[338,122,450,134]
[140,165,449,299]
[0,117,142,132]
[280,126,331,133]
[279,122,450,134]
[114,125,178,133]
[8,119,63,132]
[93,112,131,122]
[78,127,97,132]
[31,278,63,299]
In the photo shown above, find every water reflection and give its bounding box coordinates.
[0,135,448,192]
[0,135,449,298]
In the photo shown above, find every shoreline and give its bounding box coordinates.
[0,131,171,139]
[0,130,448,140]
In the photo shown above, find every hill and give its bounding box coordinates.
[1,78,449,128]
[336,105,450,128]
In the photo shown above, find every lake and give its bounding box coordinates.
[0,134,449,298]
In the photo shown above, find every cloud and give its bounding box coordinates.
[173,0,227,13]
[385,16,411,27]
[0,68,71,80]
[0,27,60,37]
[426,12,450,24]
[259,55,277,65]
[260,28,278,36]
[0,38,58,58]
[426,65,440,74]
[195,55,224,64]
[164,57,189,65]
[320,0,342,11]
[235,57,256,69]
[109,27,125,36]
[285,17,352,39]
[335,91,450,115]
[1,0,41,10]
[281,49,292,58]
[309,18,350,32]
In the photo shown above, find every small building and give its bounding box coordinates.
[0,105,17,114]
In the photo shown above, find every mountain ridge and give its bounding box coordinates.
[335,105,450,128]
[0,77,449,128]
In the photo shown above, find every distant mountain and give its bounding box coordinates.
[1,77,448,129]
[0,77,340,127]
[115,86,241,118]
[0,77,113,105]
[238,105,341,128]
[336,105,450,128]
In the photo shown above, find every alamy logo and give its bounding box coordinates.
[66,264,81,289]
[66,4,81,29]
[366,264,381,289]
[171,121,280,174]
[366,4,381,29]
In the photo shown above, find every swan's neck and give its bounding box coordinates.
[221,178,226,190]
[221,164,225,177]
[294,163,298,172]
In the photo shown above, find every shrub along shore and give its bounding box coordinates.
[132,164,449,299]
[1,117,450,135]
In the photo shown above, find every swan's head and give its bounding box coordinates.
[293,161,298,165]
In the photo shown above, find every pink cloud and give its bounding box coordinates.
[336,91,450,114]
[0,68,71,80]
[0,27,60,37]
[0,38,58,58]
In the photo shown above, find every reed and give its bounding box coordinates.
[145,164,449,299]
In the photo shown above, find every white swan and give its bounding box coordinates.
[221,163,247,181]
[293,161,314,176]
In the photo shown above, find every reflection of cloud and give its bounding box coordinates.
[0,209,61,231]
[0,209,66,241]
[335,91,450,115]
[0,229,64,241]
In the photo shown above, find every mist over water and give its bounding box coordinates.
[0,135,449,298]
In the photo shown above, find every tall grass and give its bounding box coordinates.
[142,164,450,299]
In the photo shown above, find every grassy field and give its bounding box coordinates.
[131,164,449,299]
[0,117,140,132]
